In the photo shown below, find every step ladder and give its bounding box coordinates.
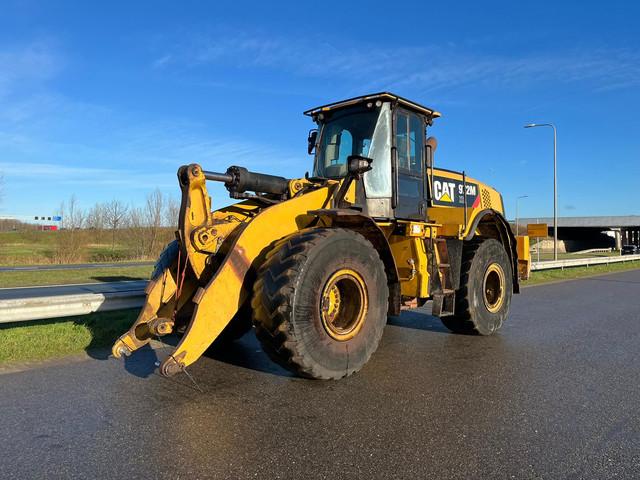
[431,238,456,317]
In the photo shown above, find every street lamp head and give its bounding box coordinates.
[524,122,555,130]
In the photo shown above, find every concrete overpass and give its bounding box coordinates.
[517,216,640,251]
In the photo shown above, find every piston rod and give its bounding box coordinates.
[203,170,234,183]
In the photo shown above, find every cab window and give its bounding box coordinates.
[396,111,424,176]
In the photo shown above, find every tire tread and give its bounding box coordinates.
[252,228,387,379]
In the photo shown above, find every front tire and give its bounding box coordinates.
[441,239,512,335]
[252,228,388,379]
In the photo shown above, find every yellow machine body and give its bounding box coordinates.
[112,92,530,377]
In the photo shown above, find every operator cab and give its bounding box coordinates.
[305,92,441,221]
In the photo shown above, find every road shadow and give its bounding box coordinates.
[75,309,150,376]
[90,275,147,282]
[205,310,451,377]
[90,343,162,379]
[204,332,295,378]
[5,306,448,379]
[122,344,160,378]
[387,309,451,334]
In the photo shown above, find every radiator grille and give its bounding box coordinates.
[482,190,492,209]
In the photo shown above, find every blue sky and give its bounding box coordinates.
[0,0,639,220]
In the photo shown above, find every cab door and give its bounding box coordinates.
[394,109,426,220]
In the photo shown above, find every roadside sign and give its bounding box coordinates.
[527,223,548,238]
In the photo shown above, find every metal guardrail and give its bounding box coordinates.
[0,261,154,272]
[531,254,640,271]
[567,248,612,255]
[0,289,146,323]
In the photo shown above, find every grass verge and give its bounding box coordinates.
[523,259,640,285]
[0,265,153,288]
[0,310,137,364]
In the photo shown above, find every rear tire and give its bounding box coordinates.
[252,228,388,379]
[440,239,512,335]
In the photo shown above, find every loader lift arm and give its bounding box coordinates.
[113,163,335,376]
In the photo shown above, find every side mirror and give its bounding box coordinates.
[425,136,438,169]
[334,155,374,209]
[307,129,318,155]
[347,155,373,178]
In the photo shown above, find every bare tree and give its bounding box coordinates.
[86,203,107,230]
[126,206,147,259]
[163,195,180,228]
[63,194,85,230]
[145,189,164,255]
[104,199,128,250]
[55,195,86,263]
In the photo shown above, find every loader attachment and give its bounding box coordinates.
[112,162,335,377]
[157,183,334,376]
[111,242,197,358]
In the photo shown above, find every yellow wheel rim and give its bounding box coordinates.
[483,263,506,313]
[320,268,368,341]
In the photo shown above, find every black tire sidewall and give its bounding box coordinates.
[151,240,179,280]
[290,231,387,376]
[467,239,513,335]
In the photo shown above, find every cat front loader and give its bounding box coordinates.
[112,92,530,379]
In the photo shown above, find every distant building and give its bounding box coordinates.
[516,216,640,252]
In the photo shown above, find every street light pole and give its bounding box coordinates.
[515,195,528,236]
[524,123,558,260]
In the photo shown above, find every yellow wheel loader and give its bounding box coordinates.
[112,92,531,380]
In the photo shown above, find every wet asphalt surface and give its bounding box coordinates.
[1,270,639,479]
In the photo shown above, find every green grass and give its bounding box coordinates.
[0,309,137,364]
[523,259,640,285]
[0,228,175,265]
[0,265,153,288]
[0,231,57,264]
[0,238,130,265]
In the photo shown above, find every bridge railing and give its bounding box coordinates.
[532,254,640,271]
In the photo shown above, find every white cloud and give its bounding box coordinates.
[152,54,173,69]
[154,31,640,93]
[0,41,60,98]
[0,160,174,189]
[0,40,304,193]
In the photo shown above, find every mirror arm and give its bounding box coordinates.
[334,155,372,209]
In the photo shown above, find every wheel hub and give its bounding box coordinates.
[320,269,368,341]
[483,263,506,313]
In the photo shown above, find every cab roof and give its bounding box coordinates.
[303,92,441,119]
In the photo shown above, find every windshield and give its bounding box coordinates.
[313,107,381,178]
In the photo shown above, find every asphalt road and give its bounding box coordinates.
[0,261,153,272]
[0,280,148,301]
[1,270,639,479]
